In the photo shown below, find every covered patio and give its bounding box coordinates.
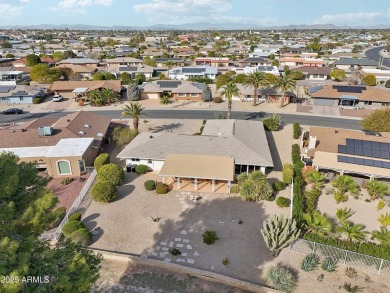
[159,154,234,193]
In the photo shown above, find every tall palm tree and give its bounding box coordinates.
[274,73,296,107]
[243,71,270,106]
[336,221,367,242]
[121,102,147,132]
[221,81,239,119]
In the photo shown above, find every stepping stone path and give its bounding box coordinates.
[146,229,199,265]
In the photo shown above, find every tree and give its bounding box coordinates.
[92,71,116,81]
[216,71,235,89]
[261,215,301,256]
[127,83,140,101]
[336,221,367,242]
[1,41,12,48]
[121,72,132,85]
[52,51,64,61]
[5,53,14,58]
[265,73,278,84]
[361,108,390,133]
[332,175,359,195]
[26,54,41,67]
[94,153,110,172]
[303,212,333,236]
[143,56,156,67]
[97,163,124,186]
[232,73,247,84]
[221,81,239,119]
[330,69,346,82]
[274,74,296,107]
[92,181,118,202]
[134,73,146,85]
[0,152,101,292]
[303,169,326,189]
[121,102,147,132]
[336,207,355,222]
[291,70,304,80]
[352,44,363,53]
[86,88,119,106]
[282,163,294,184]
[364,179,390,201]
[371,226,390,245]
[112,126,138,148]
[361,74,376,86]
[30,64,62,83]
[243,71,270,106]
[239,171,273,202]
[263,113,281,131]
[63,50,77,59]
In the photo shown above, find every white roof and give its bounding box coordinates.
[46,138,94,157]
[0,146,53,158]
[72,87,89,93]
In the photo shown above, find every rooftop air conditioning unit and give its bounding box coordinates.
[84,124,90,128]
[97,133,103,137]
[38,126,54,136]
[79,131,85,135]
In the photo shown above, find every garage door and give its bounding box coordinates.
[313,98,336,106]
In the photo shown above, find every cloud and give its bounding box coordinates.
[19,0,29,3]
[0,3,23,19]
[315,11,388,24]
[58,0,113,9]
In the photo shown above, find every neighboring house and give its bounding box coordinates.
[0,85,44,104]
[218,83,294,103]
[291,66,332,80]
[154,58,186,68]
[117,119,274,193]
[140,80,210,101]
[13,57,56,68]
[310,85,390,109]
[279,58,325,67]
[193,57,232,67]
[234,65,280,76]
[0,111,111,178]
[238,57,272,67]
[333,58,378,70]
[168,65,218,80]
[105,57,143,69]
[360,68,390,84]
[0,70,29,85]
[51,80,121,97]
[57,58,100,68]
[57,64,97,80]
[0,58,15,67]
[109,65,154,78]
[301,127,390,179]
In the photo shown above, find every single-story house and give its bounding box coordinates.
[117,119,274,193]
[310,85,390,109]
[291,66,332,80]
[301,127,390,179]
[0,111,111,178]
[360,68,390,84]
[168,65,218,80]
[238,57,272,67]
[193,57,232,67]
[105,57,143,69]
[108,65,154,78]
[0,70,29,85]
[13,57,56,68]
[57,58,100,68]
[154,58,186,68]
[333,58,378,70]
[57,64,97,80]
[51,80,122,96]
[279,58,325,68]
[0,85,44,104]
[139,80,210,101]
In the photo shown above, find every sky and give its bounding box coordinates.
[0,0,390,27]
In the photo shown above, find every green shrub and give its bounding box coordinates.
[334,191,348,203]
[62,220,85,238]
[266,265,296,293]
[60,177,74,185]
[69,228,92,245]
[169,248,181,256]
[94,153,110,172]
[91,181,118,203]
[32,97,43,104]
[273,179,286,191]
[97,163,124,186]
[144,180,156,191]
[68,212,82,221]
[160,95,171,105]
[276,196,291,208]
[263,113,281,131]
[291,144,305,225]
[135,164,148,174]
[293,122,300,139]
[321,257,338,272]
[301,253,320,271]
[377,199,386,210]
[156,182,168,194]
[304,187,321,214]
[385,80,390,88]
[48,207,66,229]
[282,163,294,185]
[222,258,230,266]
[202,230,218,245]
[213,96,222,103]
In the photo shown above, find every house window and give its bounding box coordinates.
[132,158,140,162]
[148,159,152,164]
[178,93,185,97]
[382,102,390,106]
[190,93,198,97]
[364,101,372,105]
[78,160,86,173]
[57,160,71,175]
[19,97,24,101]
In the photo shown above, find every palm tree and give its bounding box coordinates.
[332,175,359,195]
[121,102,147,132]
[274,74,296,107]
[336,221,367,242]
[86,89,119,106]
[336,207,355,223]
[221,81,239,119]
[303,169,326,189]
[243,71,270,106]
[371,226,390,245]
[303,211,333,236]
[364,179,390,201]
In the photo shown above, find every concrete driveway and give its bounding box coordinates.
[313,105,340,116]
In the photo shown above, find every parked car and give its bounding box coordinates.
[52,95,63,102]
[2,108,23,115]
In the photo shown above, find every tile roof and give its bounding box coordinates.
[292,66,332,75]
[311,85,390,102]
[51,80,121,93]
[334,58,378,66]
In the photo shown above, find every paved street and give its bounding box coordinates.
[365,46,390,69]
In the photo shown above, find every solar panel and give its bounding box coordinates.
[363,148,372,157]
[362,140,371,148]
[346,157,356,164]
[383,162,390,169]
[364,159,373,166]
[381,150,390,159]
[355,158,365,165]
[372,149,381,158]
[0,86,15,93]
[338,155,390,169]
[182,67,206,74]
[332,85,366,93]
[355,147,364,156]
[354,140,363,148]
[371,141,380,150]
[379,142,389,151]
[338,145,347,153]
[337,155,347,163]
[346,146,354,155]
[156,81,181,88]
[346,138,354,146]
[373,160,383,168]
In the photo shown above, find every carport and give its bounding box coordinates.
[159,154,234,193]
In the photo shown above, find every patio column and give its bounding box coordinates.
[212,179,215,192]
[246,165,249,174]
[227,180,231,194]
[162,176,166,183]
[177,177,181,189]
[194,178,198,191]
[260,166,266,173]
[370,175,374,181]
[340,170,344,176]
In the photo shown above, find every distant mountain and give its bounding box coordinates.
[3,23,390,31]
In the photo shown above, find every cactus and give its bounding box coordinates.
[261,215,301,256]
[321,257,338,272]
[301,253,320,271]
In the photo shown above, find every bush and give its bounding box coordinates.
[32,97,43,104]
[94,153,110,172]
[377,199,386,210]
[69,228,92,245]
[135,164,148,174]
[202,230,218,245]
[292,144,305,225]
[263,113,281,131]
[91,181,118,203]
[61,177,74,185]
[276,196,291,208]
[62,220,85,238]
[293,123,300,139]
[334,191,348,203]
[385,80,390,88]
[47,207,66,229]
[160,95,171,105]
[301,253,320,271]
[266,265,296,293]
[97,163,124,186]
[144,180,156,191]
[321,257,338,272]
[305,187,321,214]
[68,212,82,221]
[169,248,181,256]
[213,96,222,103]
[282,163,294,185]
[273,179,286,191]
[156,182,168,194]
